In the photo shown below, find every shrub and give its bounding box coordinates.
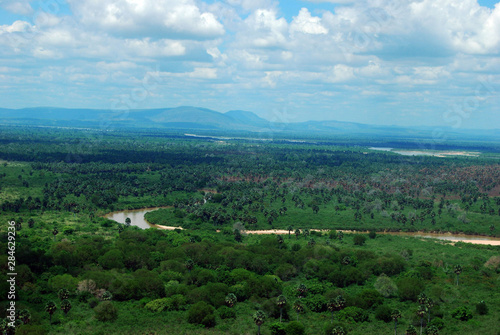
[337,306,369,323]
[217,306,236,319]
[429,317,444,330]
[286,321,305,335]
[475,300,488,315]
[353,235,366,246]
[374,274,398,298]
[88,298,99,309]
[323,322,349,335]
[368,231,376,239]
[269,322,287,335]
[375,305,392,323]
[451,306,473,321]
[187,301,216,328]
[303,294,328,312]
[94,301,118,322]
[397,277,424,301]
[354,289,383,309]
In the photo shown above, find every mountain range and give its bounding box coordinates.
[0,106,498,142]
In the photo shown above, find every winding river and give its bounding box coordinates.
[105,207,500,246]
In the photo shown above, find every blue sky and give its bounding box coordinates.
[0,0,499,129]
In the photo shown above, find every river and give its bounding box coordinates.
[105,207,500,246]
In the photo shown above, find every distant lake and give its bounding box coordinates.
[104,207,163,229]
[369,147,393,152]
[369,147,480,157]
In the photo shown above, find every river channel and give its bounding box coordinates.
[105,207,500,246]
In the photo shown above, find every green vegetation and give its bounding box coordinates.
[0,126,499,334]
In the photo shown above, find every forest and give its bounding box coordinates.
[0,125,499,335]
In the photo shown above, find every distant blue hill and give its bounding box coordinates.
[0,106,498,143]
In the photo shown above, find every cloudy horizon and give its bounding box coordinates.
[0,0,499,129]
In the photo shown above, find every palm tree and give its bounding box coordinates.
[61,299,72,315]
[335,295,346,312]
[225,293,237,308]
[58,288,70,301]
[425,298,434,324]
[125,217,131,227]
[417,293,427,306]
[102,291,113,301]
[293,301,304,321]
[52,228,58,242]
[327,298,336,323]
[287,225,293,239]
[391,309,401,335]
[45,301,57,324]
[454,264,462,286]
[416,305,427,335]
[297,283,307,298]
[295,229,301,239]
[277,295,287,322]
[253,310,266,335]
[18,309,31,324]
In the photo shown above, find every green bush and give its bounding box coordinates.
[323,322,349,335]
[475,300,488,315]
[303,294,327,312]
[217,306,236,319]
[354,289,383,309]
[94,301,118,322]
[429,317,444,330]
[88,298,99,309]
[337,306,369,323]
[451,306,473,321]
[286,321,305,335]
[269,322,287,335]
[397,277,424,301]
[353,235,366,246]
[375,305,392,323]
[187,301,216,328]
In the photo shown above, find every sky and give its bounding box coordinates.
[0,0,499,129]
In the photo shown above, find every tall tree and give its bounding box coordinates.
[293,301,304,321]
[287,225,293,239]
[45,301,57,324]
[253,310,266,335]
[61,299,72,315]
[416,305,427,335]
[454,264,462,286]
[391,309,401,335]
[277,295,287,323]
[52,228,59,242]
[225,293,237,308]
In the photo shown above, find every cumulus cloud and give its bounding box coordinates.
[66,0,225,39]
[0,0,498,128]
[290,8,328,35]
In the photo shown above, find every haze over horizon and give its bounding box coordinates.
[1,0,499,129]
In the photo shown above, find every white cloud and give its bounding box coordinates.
[1,0,33,16]
[290,8,328,35]
[67,0,225,39]
[238,8,288,48]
